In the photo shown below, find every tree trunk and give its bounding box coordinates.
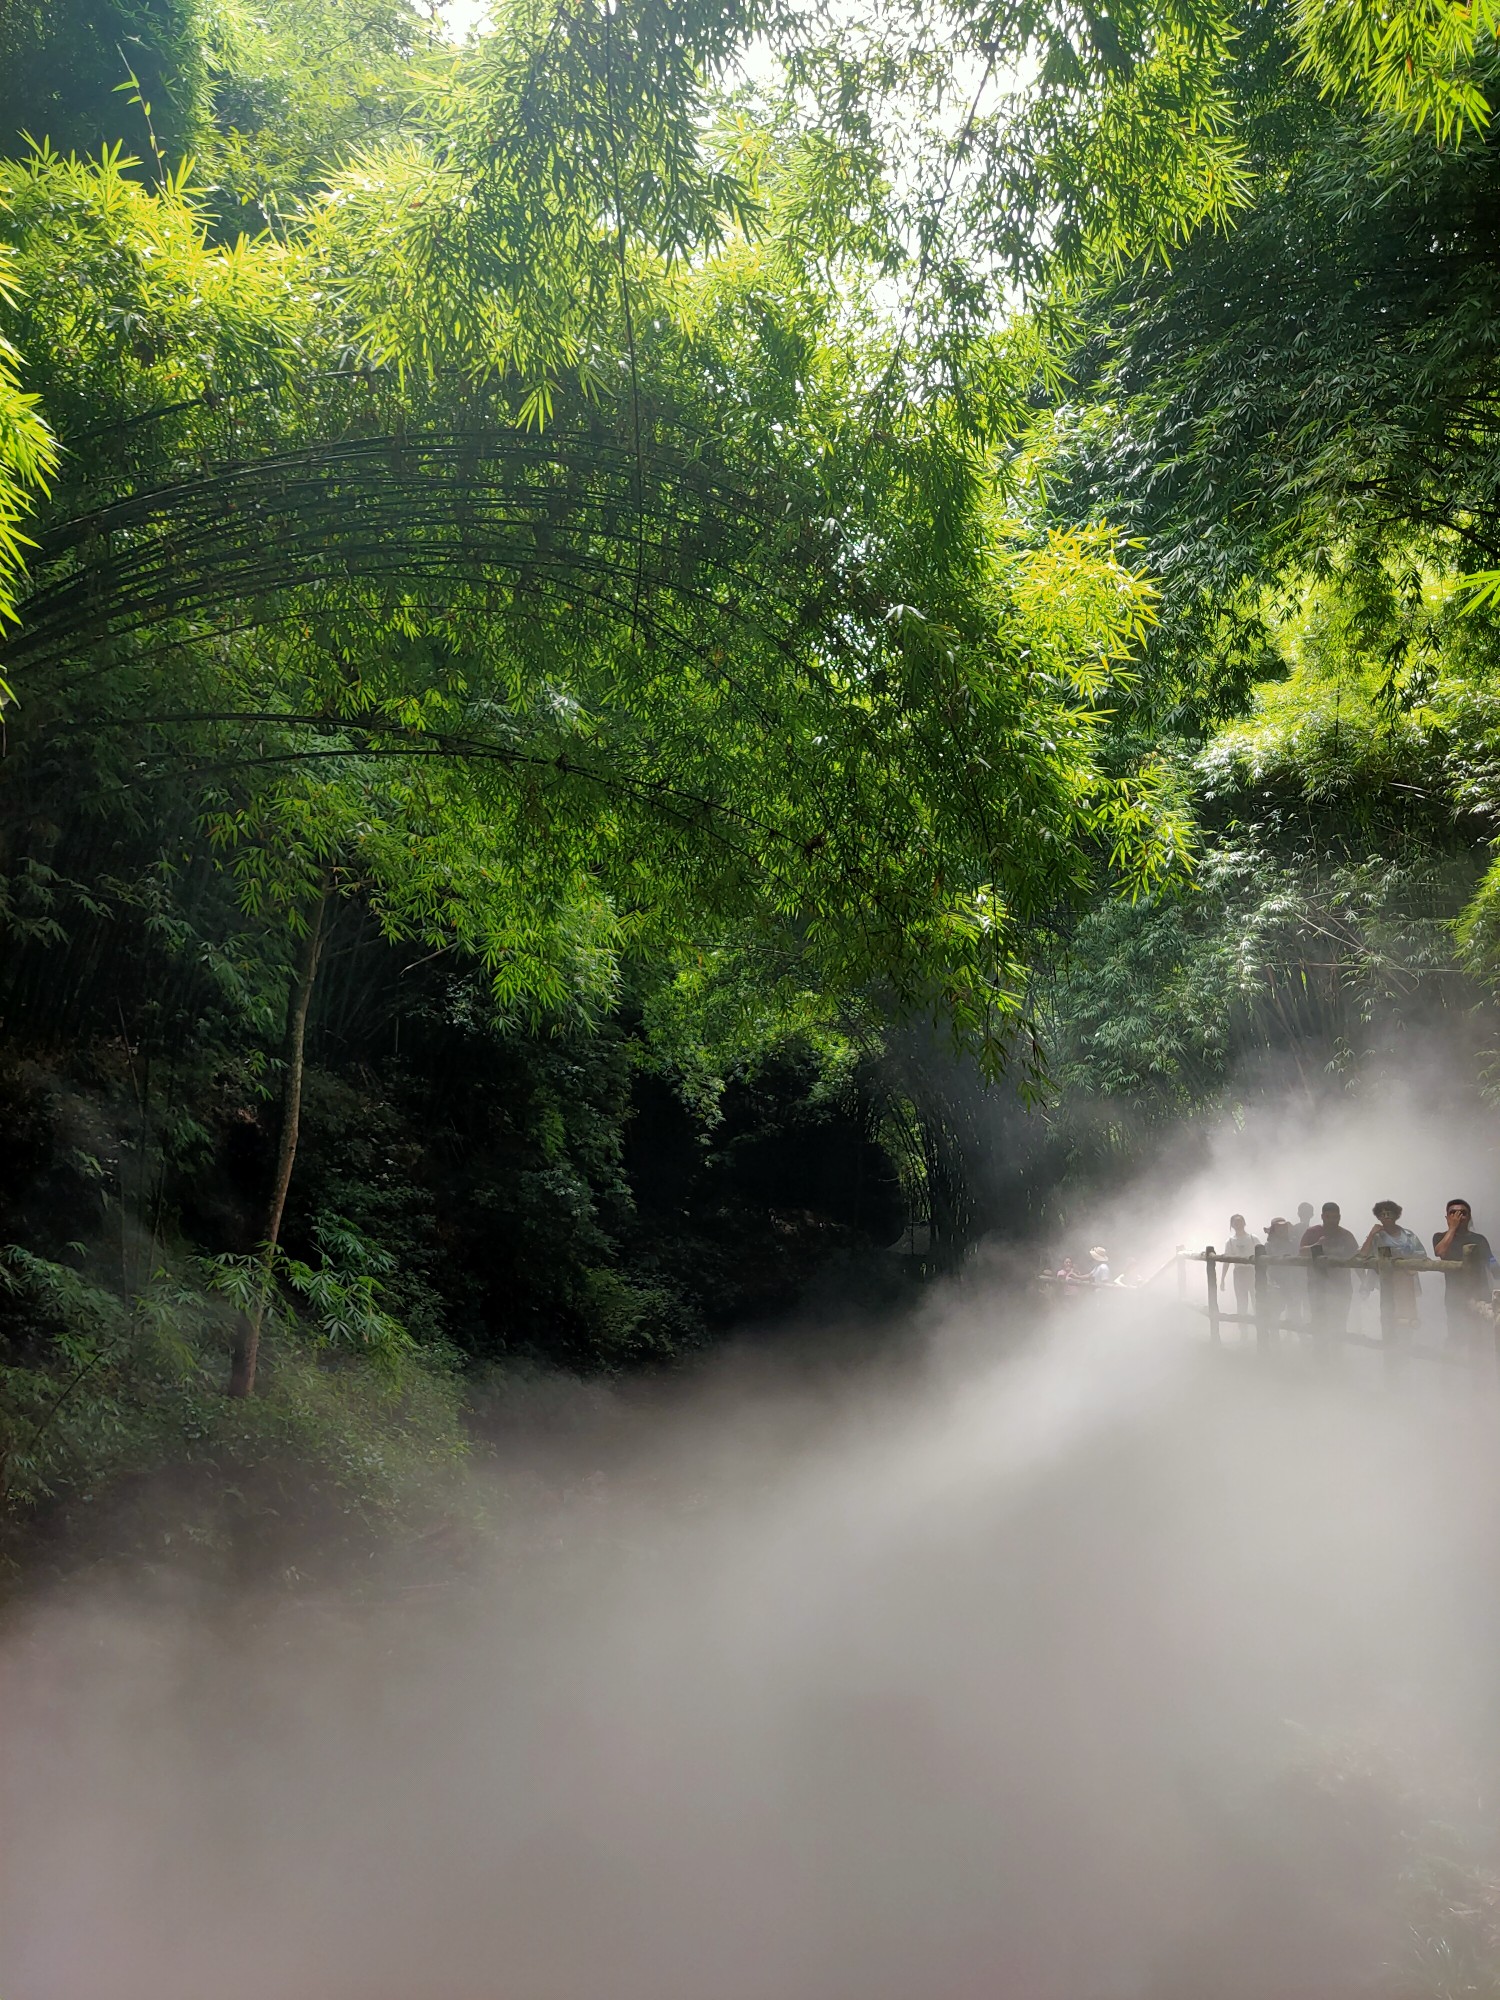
[228,882,332,1398]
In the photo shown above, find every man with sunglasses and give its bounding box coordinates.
[1432,1199,1495,1341]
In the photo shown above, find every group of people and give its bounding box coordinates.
[1220,1197,1497,1339]
[1051,1248,1141,1290]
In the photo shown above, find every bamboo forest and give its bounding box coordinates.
[5,2,1500,1995]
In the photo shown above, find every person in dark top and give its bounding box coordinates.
[1432,1198,1494,1342]
[1359,1200,1423,1331]
[1264,1218,1296,1257]
[1300,1201,1359,1334]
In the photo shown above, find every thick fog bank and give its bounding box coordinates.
[5,1280,1500,2000]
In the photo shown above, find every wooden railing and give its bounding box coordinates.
[1178,1242,1497,1384]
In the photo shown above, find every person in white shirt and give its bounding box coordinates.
[1088,1246,1111,1284]
[1220,1214,1258,1328]
[1291,1203,1316,1324]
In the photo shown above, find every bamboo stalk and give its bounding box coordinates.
[227,879,332,1400]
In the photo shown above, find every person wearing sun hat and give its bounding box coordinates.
[1262,1217,1298,1327]
[1088,1245,1111,1284]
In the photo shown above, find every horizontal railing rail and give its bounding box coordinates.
[1172,1238,1498,1386]
[1033,1242,1499,1390]
[1183,1251,1459,1274]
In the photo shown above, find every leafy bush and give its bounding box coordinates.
[0,1239,471,1583]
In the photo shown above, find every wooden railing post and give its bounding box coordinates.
[1377,1245,1400,1387]
[1253,1242,1273,1357]
[1308,1242,1327,1352]
[1463,1241,1486,1384]
[1204,1245,1220,1345]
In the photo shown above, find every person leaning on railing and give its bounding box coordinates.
[1432,1199,1495,1344]
[1300,1202,1359,1335]
[1358,1201,1423,1331]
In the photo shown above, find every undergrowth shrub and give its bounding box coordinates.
[0,1239,473,1585]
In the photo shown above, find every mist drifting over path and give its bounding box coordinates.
[6,1088,1500,2000]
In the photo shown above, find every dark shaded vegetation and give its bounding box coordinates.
[0,887,915,1575]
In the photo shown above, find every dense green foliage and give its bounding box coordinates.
[1007,5,1500,1204]
[3,0,1500,1570]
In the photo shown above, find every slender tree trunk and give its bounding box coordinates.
[228,881,332,1398]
